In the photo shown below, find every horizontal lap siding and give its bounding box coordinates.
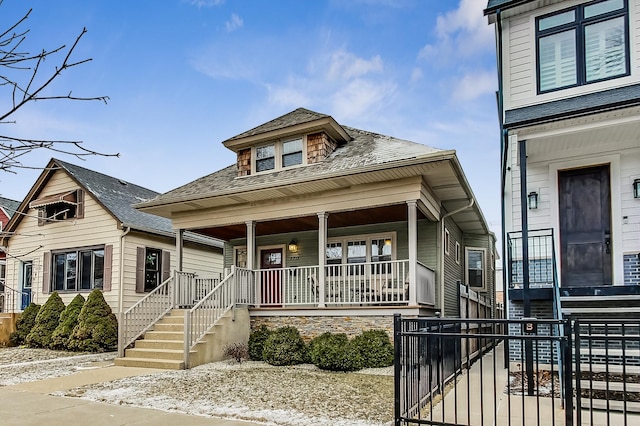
[444,217,463,316]
[507,15,534,105]
[621,149,640,253]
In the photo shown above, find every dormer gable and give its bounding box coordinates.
[223,108,351,177]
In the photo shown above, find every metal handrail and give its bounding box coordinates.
[0,284,23,313]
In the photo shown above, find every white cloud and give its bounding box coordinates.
[186,0,225,8]
[410,67,423,83]
[330,78,396,120]
[225,14,243,32]
[451,71,497,101]
[326,50,383,81]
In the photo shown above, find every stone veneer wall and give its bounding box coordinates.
[237,148,251,176]
[306,132,337,164]
[624,254,640,285]
[250,315,394,342]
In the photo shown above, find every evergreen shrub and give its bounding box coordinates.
[67,289,118,352]
[9,303,40,346]
[262,326,307,366]
[26,292,65,348]
[248,325,272,361]
[309,332,363,372]
[50,294,85,350]
[352,329,394,368]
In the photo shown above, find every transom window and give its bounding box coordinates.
[536,0,629,93]
[53,247,104,291]
[326,233,395,275]
[254,137,305,173]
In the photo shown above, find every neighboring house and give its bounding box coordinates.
[0,158,223,315]
[0,197,20,311]
[485,0,640,319]
[124,108,497,368]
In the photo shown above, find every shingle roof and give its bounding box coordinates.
[225,108,330,142]
[153,124,444,202]
[505,83,640,128]
[484,0,535,15]
[0,196,20,218]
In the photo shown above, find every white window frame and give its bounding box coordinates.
[252,136,307,174]
[444,228,450,255]
[327,232,397,267]
[455,242,461,264]
[465,247,486,290]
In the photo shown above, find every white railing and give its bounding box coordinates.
[184,268,236,367]
[1,284,19,313]
[254,265,319,306]
[118,275,174,356]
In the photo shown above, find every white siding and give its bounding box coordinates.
[621,148,640,253]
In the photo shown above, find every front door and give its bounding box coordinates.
[260,248,283,305]
[21,261,33,310]
[559,165,612,287]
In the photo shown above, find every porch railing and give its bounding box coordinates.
[507,228,557,289]
[0,284,21,313]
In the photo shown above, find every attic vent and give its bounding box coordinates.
[118,180,128,186]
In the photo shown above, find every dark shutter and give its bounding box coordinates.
[42,252,51,294]
[162,251,171,282]
[75,189,85,219]
[136,247,145,293]
[103,245,113,292]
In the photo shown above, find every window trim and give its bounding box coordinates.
[465,247,487,290]
[234,246,248,269]
[50,245,105,292]
[326,232,397,265]
[444,228,450,255]
[252,136,307,174]
[535,0,630,94]
[455,242,461,265]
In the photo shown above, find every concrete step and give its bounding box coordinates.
[577,380,640,393]
[134,339,184,350]
[143,330,184,341]
[124,347,184,361]
[152,323,185,332]
[579,398,640,413]
[114,357,185,370]
[579,363,640,375]
[157,315,185,325]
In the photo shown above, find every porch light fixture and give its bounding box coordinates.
[634,179,640,199]
[528,191,539,210]
[288,239,299,253]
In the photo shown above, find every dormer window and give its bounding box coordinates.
[30,189,85,225]
[253,137,306,174]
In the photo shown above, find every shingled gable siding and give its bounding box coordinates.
[307,132,337,164]
[237,148,251,177]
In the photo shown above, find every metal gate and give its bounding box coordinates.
[394,315,640,426]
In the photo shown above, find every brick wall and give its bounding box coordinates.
[237,148,251,176]
[306,132,337,164]
[624,254,640,285]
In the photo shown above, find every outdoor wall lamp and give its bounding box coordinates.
[528,191,538,210]
[634,179,640,199]
[288,239,299,253]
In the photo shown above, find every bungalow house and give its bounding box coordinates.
[0,197,19,313]
[122,108,497,369]
[0,158,223,319]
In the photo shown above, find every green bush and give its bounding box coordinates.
[67,289,118,352]
[26,292,65,348]
[9,303,41,346]
[309,332,363,372]
[248,325,272,361]
[307,332,335,364]
[50,294,85,350]
[262,326,307,366]
[352,329,394,368]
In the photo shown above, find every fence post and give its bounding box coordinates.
[563,319,574,426]
[183,311,191,369]
[393,313,401,426]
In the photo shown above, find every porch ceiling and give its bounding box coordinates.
[193,204,426,240]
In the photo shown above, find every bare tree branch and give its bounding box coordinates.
[0,2,119,172]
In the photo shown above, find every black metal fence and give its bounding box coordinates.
[394,315,640,426]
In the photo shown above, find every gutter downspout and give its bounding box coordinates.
[117,225,131,357]
[439,198,474,317]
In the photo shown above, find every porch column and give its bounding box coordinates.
[245,221,256,270]
[407,201,418,305]
[175,228,184,272]
[318,212,328,307]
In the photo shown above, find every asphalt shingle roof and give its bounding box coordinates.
[0,196,20,218]
[225,108,330,142]
[154,123,444,202]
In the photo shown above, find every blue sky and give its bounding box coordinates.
[1,0,500,233]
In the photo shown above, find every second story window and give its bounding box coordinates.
[253,137,306,174]
[536,0,629,93]
[282,138,303,167]
[256,144,276,172]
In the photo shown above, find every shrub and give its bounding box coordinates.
[9,303,40,346]
[248,325,272,361]
[309,332,363,372]
[50,294,85,350]
[307,332,335,365]
[26,292,65,348]
[67,289,118,352]
[352,329,394,368]
[262,326,307,366]
[223,342,249,362]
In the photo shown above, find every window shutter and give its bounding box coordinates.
[103,245,113,292]
[136,247,145,293]
[162,251,171,282]
[37,208,45,226]
[76,189,85,219]
[42,252,51,294]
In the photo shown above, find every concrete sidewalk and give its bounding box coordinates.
[0,361,263,426]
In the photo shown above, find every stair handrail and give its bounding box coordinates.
[118,273,176,356]
[0,284,21,313]
[550,228,565,406]
[184,266,236,368]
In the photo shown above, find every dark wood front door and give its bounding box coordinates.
[260,248,283,305]
[559,165,612,287]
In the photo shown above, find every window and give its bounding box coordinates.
[253,137,305,173]
[53,247,104,291]
[234,246,247,268]
[466,248,485,289]
[0,260,5,292]
[536,0,629,93]
[326,233,395,275]
[455,242,461,264]
[444,228,450,255]
[31,189,84,224]
[144,248,162,292]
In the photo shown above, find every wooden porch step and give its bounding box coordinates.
[114,357,184,370]
[124,347,184,361]
[134,339,184,350]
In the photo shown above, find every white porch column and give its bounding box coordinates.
[245,221,256,269]
[317,212,328,307]
[407,200,418,305]
[175,228,184,272]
